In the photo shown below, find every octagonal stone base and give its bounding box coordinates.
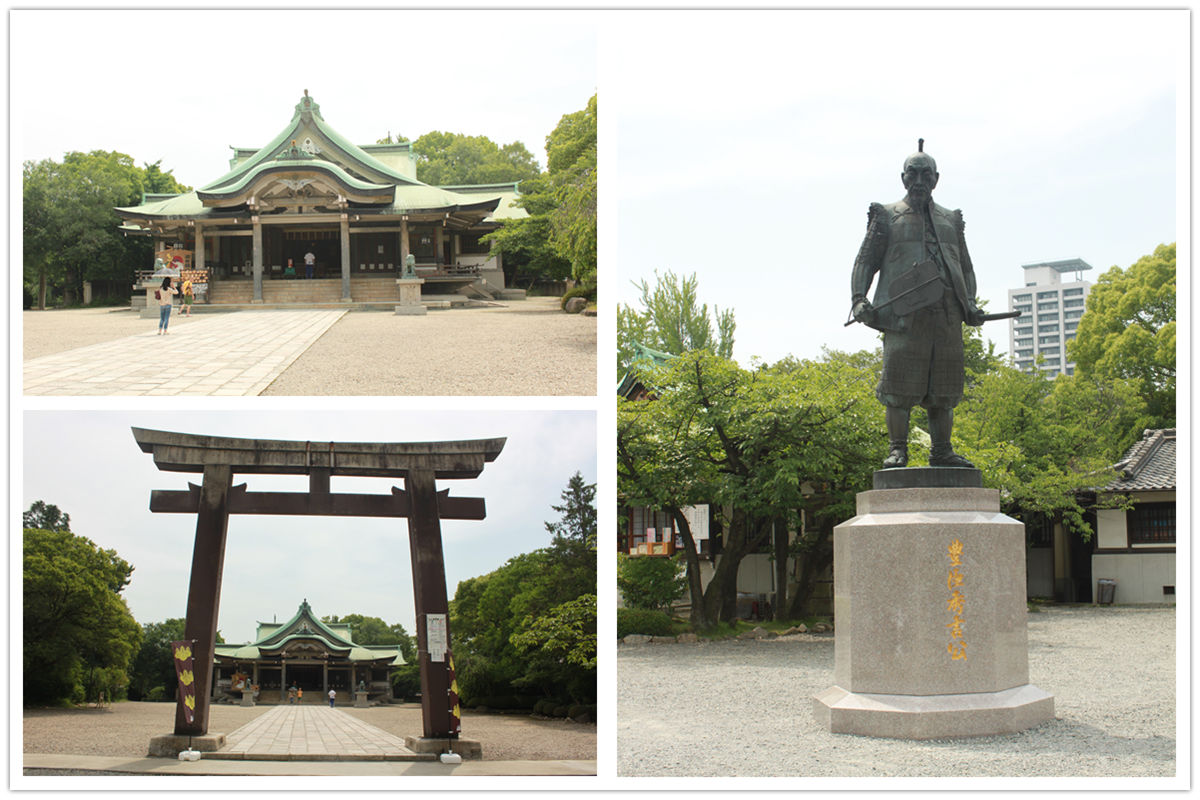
[814,483,1053,738]
[814,684,1054,739]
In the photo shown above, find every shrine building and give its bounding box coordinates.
[212,599,405,705]
[116,91,527,306]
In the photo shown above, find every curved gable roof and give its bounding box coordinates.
[201,92,420,194]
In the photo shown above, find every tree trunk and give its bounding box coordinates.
[38,268,47,310]
[772,517,789,621]
[786,525,835,619]
[669,507,708,629]
[703,510,771,625]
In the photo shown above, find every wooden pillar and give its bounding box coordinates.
[251,218,264,303]
[175,464,233,736]
[400,219,410,267]
[194,223,205,273]
[340,214,351,300]
[323,662,329,694]
[280,661,287,702]
[405,469,454,739]
[452,233,461,265]
[435,223,445,264]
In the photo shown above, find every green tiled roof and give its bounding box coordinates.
[201,93,418,193]
[213,599,405,665]
[116,93,527,225]
[198,158,394,201]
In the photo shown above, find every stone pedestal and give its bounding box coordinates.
[395,277,426,315]
[813,469,1054,739]
[354,691,369,708]
[404,736,482,759]
[139,280,165,319]
[239,691,255,707]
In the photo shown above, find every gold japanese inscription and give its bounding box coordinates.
[946,539,966,661]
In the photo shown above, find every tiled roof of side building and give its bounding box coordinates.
[1102,428,1176,492]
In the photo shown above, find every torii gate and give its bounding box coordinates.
[133,427,504,746]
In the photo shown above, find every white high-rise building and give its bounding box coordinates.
[1007,258,1093,377]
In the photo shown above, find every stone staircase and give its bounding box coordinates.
[207,278,399,306]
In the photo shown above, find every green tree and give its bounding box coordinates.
[617,270,736,381]
[128,618,185,701]
[414,132,541,186]
[23,500,71,531]
[617,350,881,628]
[616,555,686,612]
[140,159,190,194]
[486,95,597,287]
[953,364,1149,539]
[23,152,192,308]
[128,618,224,702]
[545,471,597,549]
[24,527,141,705]
[375,131,541,186]
[22,159,61,310]
[321,613,416,663]
[1068,243,1176,426]
[449,472,597,704]
[510,594,596,703]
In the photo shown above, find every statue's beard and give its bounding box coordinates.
[906,187,932,207]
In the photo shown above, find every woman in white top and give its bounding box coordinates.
[157,276,179,335]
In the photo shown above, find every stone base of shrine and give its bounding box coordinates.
[404,736,482,759]
[147,732,226,757]
[395,277,426,315]
[813,476,1053,739]
[813,684,1054,739]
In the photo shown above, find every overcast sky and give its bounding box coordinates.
[21,411,596,644]
[609,9,1186,365]
[11,9,597,187]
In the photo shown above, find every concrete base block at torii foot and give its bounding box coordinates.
[405,736,483,759]
[813,468,1054,739]
[148,733,227,757]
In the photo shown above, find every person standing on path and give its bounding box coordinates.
[328,688,336,708]
[304,247,316,279]
[288,684,296,704]
[181,280,194,317]
[297,687,303,705]
[156,276,178,335]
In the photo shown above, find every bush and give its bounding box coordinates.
[390,664,421,701]
[559,283,595,310]
[146,686,168,702]
[617,554,686,612]
[617,607,674,638]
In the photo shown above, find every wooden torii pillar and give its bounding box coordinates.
[133,427,504,744]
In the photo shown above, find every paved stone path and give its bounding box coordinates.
[23,310,346,396]
[213,705,430,762]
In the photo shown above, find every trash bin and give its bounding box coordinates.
[1097,578,1117,605]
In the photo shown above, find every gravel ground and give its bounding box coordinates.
[22,307,151,360]
[261,299,595,396]
[617,605,1176,777]
[22,298,596,395]
[23,701,595,762]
